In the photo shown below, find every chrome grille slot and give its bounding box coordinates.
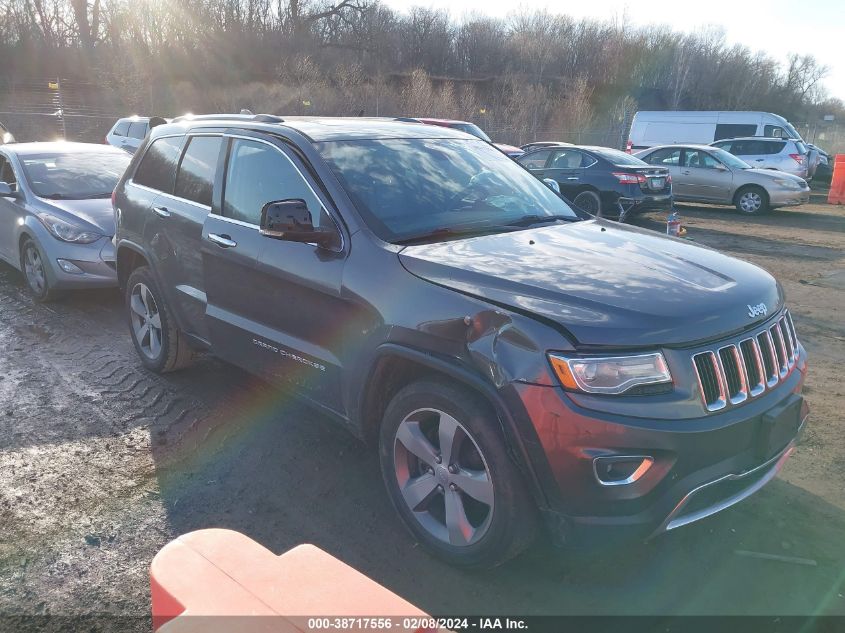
[757,331,778,387]
[739,338,765,397]
[770,324,788,377]
[693,352,726,411]
[718,345,747,404]
[779,318,795,367]
[785,311,799,360]
[692,310,801,412]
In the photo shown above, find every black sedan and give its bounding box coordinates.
[518,145,672,219]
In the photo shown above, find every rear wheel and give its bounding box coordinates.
[734,186,769,215]
[379,380,537,568]
[126,266,194,373]
[20,237,61,302]
[573,190,602,215]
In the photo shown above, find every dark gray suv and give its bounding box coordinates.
[113,115,809,568]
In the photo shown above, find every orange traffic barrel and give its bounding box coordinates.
[150,529,435,633]
[829,154,845,205]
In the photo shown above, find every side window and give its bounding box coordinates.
[549,150,585,169]
[0,155,16,189]
[222,139,328,229]
[683,150,721,169]
[763,141,787,155]
[113,121,130,137]
[518,149,552,170]
[645,148,681,166]
[134,136,183,193]
[127,121,148,140]
[764,125,785,138]
[174,136,223,207]
[714,124,757,141]
[712,140,732,152]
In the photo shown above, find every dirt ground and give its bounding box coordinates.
[0,194,844,627]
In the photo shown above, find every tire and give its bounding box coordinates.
[125,266,194,373]
[734,186,770,215]
[19,237,62,302]
[379,380,537,568]
[572,190,602,215]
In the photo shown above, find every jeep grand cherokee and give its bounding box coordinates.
[113,115,808,568]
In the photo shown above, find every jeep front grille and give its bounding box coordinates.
[693,311,799,412]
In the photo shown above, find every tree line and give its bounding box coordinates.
[0,0,841,145]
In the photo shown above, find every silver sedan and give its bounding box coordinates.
[636,144,810,215]
[0,142,130,300]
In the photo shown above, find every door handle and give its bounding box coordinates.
[681,170,691,175]
[755,159,764,162]
[566,177,579,180]
[207,233,237,248]
[152,206,171,218]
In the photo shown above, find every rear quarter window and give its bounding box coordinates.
[133,136,183,193]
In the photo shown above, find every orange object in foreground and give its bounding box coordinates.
[151,529,433,633]
[828,154,845,205]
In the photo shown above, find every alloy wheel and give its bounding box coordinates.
[393,408,494,547]
[129,282,163,360]
[23,243,46,295]
[739,190,763,213]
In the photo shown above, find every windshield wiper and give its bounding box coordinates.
[39,193,76,200]
[394,224,521,245]
[505,214,577,227]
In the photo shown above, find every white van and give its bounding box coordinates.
[627,111,804,151]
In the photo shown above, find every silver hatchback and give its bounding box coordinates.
[0,142,130,300]
[710,137,810,179]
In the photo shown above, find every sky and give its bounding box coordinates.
[381,0,845,104]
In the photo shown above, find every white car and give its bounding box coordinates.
[0,120,14,145]
[710,137,811,180]
[105,117,152,154]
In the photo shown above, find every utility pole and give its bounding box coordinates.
[55,77,67,140]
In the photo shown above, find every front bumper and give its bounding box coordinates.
[38,234,117,289]
[510,348,808,544]
[769,189,810,207]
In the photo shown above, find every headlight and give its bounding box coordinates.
[37,214,103,244]
[549,352,672,395]
[773,178,802,190]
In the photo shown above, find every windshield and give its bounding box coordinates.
[709,147,751,170]
[453,123,492,142]
[317,138,579,243]
[22,151,130,199]
[590,147,647,166]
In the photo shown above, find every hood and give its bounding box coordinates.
[399,220,782,348]
[38,197,115,236]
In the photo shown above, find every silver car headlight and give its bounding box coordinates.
[773,178,803,190]
[549,352,672,394]
[37,213,103,244]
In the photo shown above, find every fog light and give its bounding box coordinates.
[57,258,84,274]
[593,455,654,486]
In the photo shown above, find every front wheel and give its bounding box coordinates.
[734,186,769,215]
[379,380,537,568]
[20,237,61,302]
[125,266,194,373]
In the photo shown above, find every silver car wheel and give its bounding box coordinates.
[739,190,763,213]
[129,282,163,360]
[393,407,495,547]
[23,242,47,294]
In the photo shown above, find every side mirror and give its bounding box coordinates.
[542,178,561,195]
[0,182,17,197]
[260,199,337,248]
[715,164,728,171]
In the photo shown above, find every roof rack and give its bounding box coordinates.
[171,113,285,124]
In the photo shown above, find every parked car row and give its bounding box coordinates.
[0,113,809,571]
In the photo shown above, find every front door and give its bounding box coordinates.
[203,135,348,413]
[0,153,21,262]
[679,149,734,202]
